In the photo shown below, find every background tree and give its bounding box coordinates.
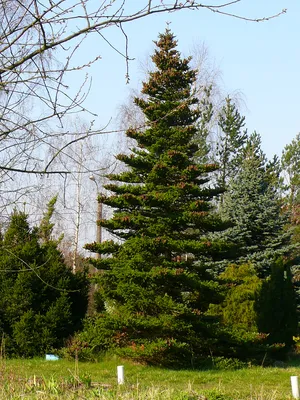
[1,0,283,173]
[208,259,297,358]
[206,263,266,361]
[0,1,287,254]
[83,30,236,366]
[282,133,300,253]
[256,258,297,347]
[215,97,247,199]
[211,131,298,352]
[218,132,291,277]
[4,117,117,272]
[0,201,89,357]
[281,133,300,321]
[209,263,261,333]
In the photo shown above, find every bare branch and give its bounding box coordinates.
[0,0,286,210]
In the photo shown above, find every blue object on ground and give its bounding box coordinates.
[45,354,59,361]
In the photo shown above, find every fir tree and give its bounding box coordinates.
[85,30,234,365]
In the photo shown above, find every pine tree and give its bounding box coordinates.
[219,132,292,277]
[85,30,234,366]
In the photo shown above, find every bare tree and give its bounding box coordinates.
[0,0,286,172]
[0,0,287,218]
[38,117,116,252]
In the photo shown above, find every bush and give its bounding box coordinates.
[210,356,247,370]
[203,389,234,400]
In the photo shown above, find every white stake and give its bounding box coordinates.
[117,365,124,384]
[291,376,299,399]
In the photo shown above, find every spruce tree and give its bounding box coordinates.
[216,97,247,197]
[219,132,292,277]
[85,30,233,365]
[209,134,298,353]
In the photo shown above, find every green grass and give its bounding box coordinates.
[0,357,299,399]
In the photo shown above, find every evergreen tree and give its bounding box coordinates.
[216,97,247,196]
[209,263,262,333]
[193,87,214,164]
[219,132,291,277]
[281,134,300,320]
[0,203,89,357]
[282,133,300,211]
[256,258,297,347]
[38,195,58,243]
[282,133,300,254]
[210,134,298,354]
[85,30,234,366]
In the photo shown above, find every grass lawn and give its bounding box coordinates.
[0,357,299,399]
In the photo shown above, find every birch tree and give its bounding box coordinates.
[0,1,286,174]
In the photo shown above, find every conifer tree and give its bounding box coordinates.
[209,263,262,333]
[282,133,300,255]
[210,134,298,352]
[39,195,58,243]
[85,30,233,365]
[281,134,300,320]
[219,132,292,277]
[0,204,89,357]
[216,97,247,197]
[256,258,297,347]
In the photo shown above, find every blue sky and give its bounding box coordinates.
[67,0,300,160]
